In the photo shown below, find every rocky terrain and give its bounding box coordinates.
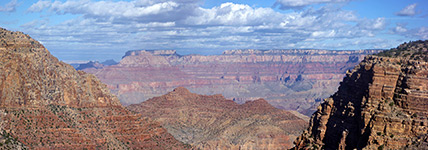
[0,27,189,149]
[75,59,118,70]
[293,40,428,149]
[127,87,307,149]
[83,49,381,115]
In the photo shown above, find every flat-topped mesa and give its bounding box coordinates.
[0,27,189,149]
[222,49,381,55]
[123,50,177,58]
[293,40,428,150]
[119,50,179,66]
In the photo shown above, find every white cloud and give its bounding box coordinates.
[274,0,352,9]
[392,23,408,33]
[358,18,387,30]
[415,27,428,39]
[21,0,412,61]
[0,0,18,12]
[28,1,52,12]
[28,0,200,23]
[185,3,284,26]
[396,3,418,16]
[391,23,428,40]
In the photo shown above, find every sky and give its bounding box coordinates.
[0,0,427,62]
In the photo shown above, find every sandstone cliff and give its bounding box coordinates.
[293,40,428,149]
[127,87,308,149]
[83,48,381,116]
[0,27,189,149]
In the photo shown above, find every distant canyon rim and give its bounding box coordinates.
[80,49,382,116]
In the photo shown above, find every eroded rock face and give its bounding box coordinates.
[293,40,428,150]
[127,87,308,149]
[84,49,380,115]
[0,27,189,149]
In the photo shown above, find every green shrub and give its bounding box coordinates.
[378,144,384,150]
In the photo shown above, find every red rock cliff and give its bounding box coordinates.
[84,49,380,116]
[293,40,428,149]
[0,27,189,149]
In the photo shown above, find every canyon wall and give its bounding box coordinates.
[83,49,381,115]
[127,87,307,149]
[293,40,428,149]
[0,27,189,149]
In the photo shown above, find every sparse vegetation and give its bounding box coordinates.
[378,144,384,150]
[375,40,428,61]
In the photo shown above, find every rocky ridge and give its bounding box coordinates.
[127,87,308,149]
[293,40,428,149]
[0,27,189,149]
[83,49,381,115]
[75,59,118,70]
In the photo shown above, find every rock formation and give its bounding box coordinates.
[0,27,189,149]
[127,87,308,149]
[83,49,381,115]
[75,59,118,70]
[293,40,428,149]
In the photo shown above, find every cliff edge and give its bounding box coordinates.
[293,40,428,149]
[0,27,189,149]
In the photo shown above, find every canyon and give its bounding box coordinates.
[127,87,307,149]
[293,40,428,149]
[0,28,189,149]
[82,49,381,116]
[3,26,426,150]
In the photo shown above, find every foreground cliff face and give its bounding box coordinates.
[127,87,308,149]
[0,28,188,149]
[83,49,380,115]
[294,40,428,149]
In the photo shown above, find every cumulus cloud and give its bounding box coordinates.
[185,3,284,26]
[274,0,353,9]
[415,27,428,39]
[396,3,418,16]
[22,0,402,61]
[392,23,408,33]
[357,18,387,30]
[0,0,18,12]
[392,24,428,40]
[28,0,200,23]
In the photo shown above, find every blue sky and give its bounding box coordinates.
[0,0,427,62]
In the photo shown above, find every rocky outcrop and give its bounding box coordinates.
[76,61,105,70]
[0,27,189,149]
[83,49,381,115]
[293,40,428,149]
[75,59,118,70]
[0,130,27,150]
[127,87,308,149]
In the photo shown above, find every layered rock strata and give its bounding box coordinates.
[84,49,380,115]
[293,40,428,149]
[0,27,189,149]
[127,87,307,149]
